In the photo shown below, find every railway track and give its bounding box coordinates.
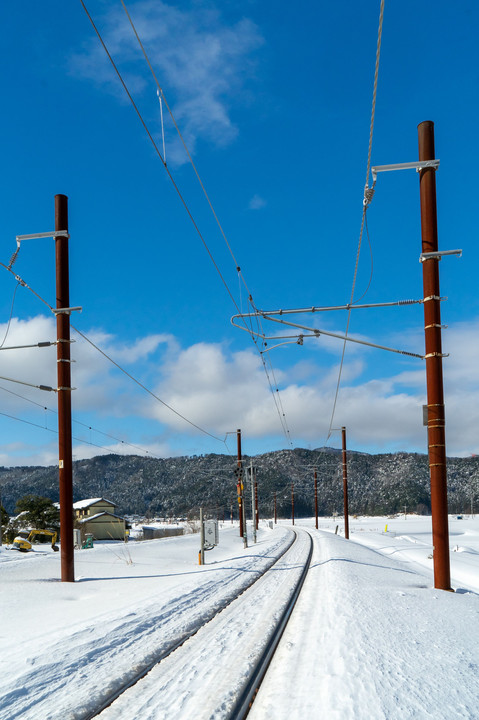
[93,528,313,719]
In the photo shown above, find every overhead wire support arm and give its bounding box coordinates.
[232,298,424,320]
[371,159,440,184]
[0,341,57,351]
[231,314,425,359]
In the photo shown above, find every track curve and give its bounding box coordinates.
[95,528,313,719]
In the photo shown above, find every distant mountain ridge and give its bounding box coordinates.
[1,448,478,519]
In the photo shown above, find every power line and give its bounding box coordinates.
[78,0,294,449]
[71,324,228,444]
[326,0,385,441]
[0,280,21,349]
[78,0,243,318]
[0,383,161,458]
[0,409,154,459]
[118,0,255,305]
[0,262,229,448]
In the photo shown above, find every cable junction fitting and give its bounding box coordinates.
[9,230,69,269]
[0,341,56,351]
[423,295,447,303]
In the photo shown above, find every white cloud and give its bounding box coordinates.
[2,314,479,465]
[70,1,264,160]
[248,194,266,210]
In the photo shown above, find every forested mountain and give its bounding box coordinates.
[1,448,478,519]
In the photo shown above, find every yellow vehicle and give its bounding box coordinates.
[12,529,59,552]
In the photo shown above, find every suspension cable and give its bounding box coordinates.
[327,0,385,441]
[78,0,292,448]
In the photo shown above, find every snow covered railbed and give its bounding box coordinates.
[96,528,313,719]
[0,525,292,720]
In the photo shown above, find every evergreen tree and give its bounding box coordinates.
[15,495,60,530]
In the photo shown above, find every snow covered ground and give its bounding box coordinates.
[1,515,479,719]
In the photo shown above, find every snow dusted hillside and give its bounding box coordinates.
[1,515,479,719]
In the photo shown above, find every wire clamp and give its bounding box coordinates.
[424,352,449,358]
[363,184,375,207]
[423,295,446,303]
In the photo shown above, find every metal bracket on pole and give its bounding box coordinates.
[419,249,462,262]
[52,306,82,315]
[16,231,70,242]
[371,159,439,183]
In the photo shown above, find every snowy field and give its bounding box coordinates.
[1,515,479,719]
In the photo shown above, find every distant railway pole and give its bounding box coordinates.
[418,120,451,591]
[291,482,295,526]
[254,469,259,531]
[237,429,243,538]
[274,492,277,524]
[314,468,318,529]
[237,429,247,547]
[55,195,75,583]
[250,461,257,543]
[342,427,349,539]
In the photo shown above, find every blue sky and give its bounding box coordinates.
[0,0,478,466]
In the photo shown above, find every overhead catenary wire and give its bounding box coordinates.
[0,280,21,349]
[118,0,255,305]
[326,0,385,441]
[71,324,229,445]
[77,0,294,449]
[0,408,156,459]
[0,261,229,449]
[0,383,159,458]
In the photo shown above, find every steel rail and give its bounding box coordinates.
[83,529,298,720]
[228,530,314,719]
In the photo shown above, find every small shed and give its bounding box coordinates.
[78,511,126,541]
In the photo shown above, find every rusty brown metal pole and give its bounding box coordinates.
[314,468,318,529]
[274,492,277,524]
[418,120,451,591]
[342,427,349,539]
[291,482,295,526]
[254,469,259,531]
[55,194,74,582]
[236,429,244,539]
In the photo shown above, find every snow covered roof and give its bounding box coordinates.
[73,498,116,510]
[78,511,124,524]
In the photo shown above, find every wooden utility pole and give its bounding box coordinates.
[199,507,204,565]
[418,120,451,591]
[274,492,277,524]
[250,461,256,543]
[236,429,244,539]
[237,429,247,547]
[55,194,74,582]
[291,481,295,526]
[342,427,349,539]
[314,468,318,530]
[254,468,259,531]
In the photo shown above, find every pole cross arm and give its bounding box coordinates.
[419,249,462,262]
[371,159,439,183]
[232,313,424,358]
